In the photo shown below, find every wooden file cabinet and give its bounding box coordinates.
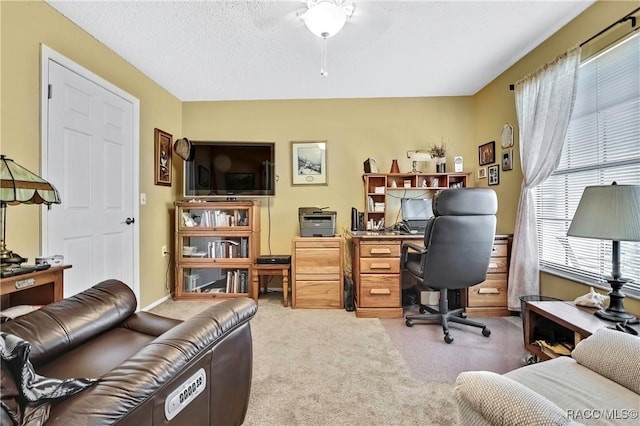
[291,236,343,309]
[355,240,402,318]
[464,234,512,317]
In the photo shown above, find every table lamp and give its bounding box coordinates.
[407,151,431,173]
[0,155,61,269]
[567,182,640,324]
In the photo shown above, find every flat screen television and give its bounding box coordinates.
[184,141,275,197]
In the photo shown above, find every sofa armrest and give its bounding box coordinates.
[571,327,640,394]
[454,371,581,426]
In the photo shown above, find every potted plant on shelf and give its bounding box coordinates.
[428,140,447,173]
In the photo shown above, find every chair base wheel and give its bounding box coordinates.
[444,334,454,344]
[482,328,491,337]
[419,306,427,314]
[405,319,414,327]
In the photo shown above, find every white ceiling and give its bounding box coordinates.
[45,0,596,101]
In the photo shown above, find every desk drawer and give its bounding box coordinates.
[487,257,508,273]
[491,243,508,257]
[360,257,400,273]
[467,274,507,307]
[295,280,341,308]
[359,274,400,308]
[360,243,400,257]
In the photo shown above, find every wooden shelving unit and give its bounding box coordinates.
[362,172,471,230]
[174,200,260,300]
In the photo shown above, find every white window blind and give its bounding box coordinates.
[535,32,640,296]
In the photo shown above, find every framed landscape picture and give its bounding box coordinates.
[291,141,327,185]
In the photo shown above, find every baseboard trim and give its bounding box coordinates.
[141,294,172,311]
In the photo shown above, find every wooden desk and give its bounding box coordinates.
[349,231,422,318]
[253,263,291,307]
[0,265,71,309]
[348,231,512,318]
[522,300,639,361]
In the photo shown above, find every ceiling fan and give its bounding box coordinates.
[299,0,355,76]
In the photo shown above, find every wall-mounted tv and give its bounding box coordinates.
[184,141,275,197]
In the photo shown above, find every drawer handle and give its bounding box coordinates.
[491,246,498,253]
[478,288,500,294]
[370,263,391,270]
[370,288,391,295]
[370,248,391,255]
[488,262,498,268]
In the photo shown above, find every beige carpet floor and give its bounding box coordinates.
[151,294,460,425]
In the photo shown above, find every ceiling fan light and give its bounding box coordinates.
[304,1,347,38]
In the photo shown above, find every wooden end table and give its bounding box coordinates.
[0,265,71,309]
[523,300,639,361]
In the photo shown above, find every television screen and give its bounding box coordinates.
[184,141,275,197]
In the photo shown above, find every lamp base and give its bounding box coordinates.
[0,250,26,270]
[595,278,639,324]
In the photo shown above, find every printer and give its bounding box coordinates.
[298,207,337,237]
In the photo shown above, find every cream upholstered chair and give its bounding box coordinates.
[401,188,497,343]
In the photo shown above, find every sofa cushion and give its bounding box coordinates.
[454,370,575,426]
[506,356,638,425]
[571,327,640,394]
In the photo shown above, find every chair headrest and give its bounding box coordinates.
[433,188,497,216]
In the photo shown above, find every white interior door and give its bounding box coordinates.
[41,46,140,302]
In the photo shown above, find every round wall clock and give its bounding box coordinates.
[501,124,514,149]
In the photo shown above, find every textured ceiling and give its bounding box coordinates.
[45,0,596,101]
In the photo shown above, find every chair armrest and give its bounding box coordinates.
[401,242,426,270]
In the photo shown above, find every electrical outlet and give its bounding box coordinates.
[161,245,168,257]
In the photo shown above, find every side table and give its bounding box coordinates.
[252,263,291,307]
[0,265,71,309]
[523,300,639,361]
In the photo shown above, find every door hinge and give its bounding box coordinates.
[48,84,52,99]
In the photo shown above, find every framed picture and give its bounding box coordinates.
[502,149,513,171]
[291,141,327,185]
[154,128,172,186]
[488,164,500,186]
[477,167,487,179]
[478,141,495,166]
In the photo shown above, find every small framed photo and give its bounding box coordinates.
[502,149,513,171]
[488,164,500,186]
[478,141,495,166]
[291,141,327,186]
[154,128,172,186]
[477,167,487,179]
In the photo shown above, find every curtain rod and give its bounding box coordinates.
[509,7,639,91]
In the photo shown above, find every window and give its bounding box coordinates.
[535,32,640,296]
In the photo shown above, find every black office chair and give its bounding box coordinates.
[401,188,497,344]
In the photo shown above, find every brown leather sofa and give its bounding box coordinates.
[1,279,258,425]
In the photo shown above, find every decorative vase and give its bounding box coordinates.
[436,158,446,173]
[390,159,400,174]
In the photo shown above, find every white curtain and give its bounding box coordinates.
[507,46,581,311]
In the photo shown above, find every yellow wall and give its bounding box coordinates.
[474,0,639,315]
[1,0,181,307]
[3,0,638,312]
[182,97,476,267]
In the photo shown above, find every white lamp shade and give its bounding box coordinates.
[410,151,432,162]
[567,184,640,242]
[304,1,347,38]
